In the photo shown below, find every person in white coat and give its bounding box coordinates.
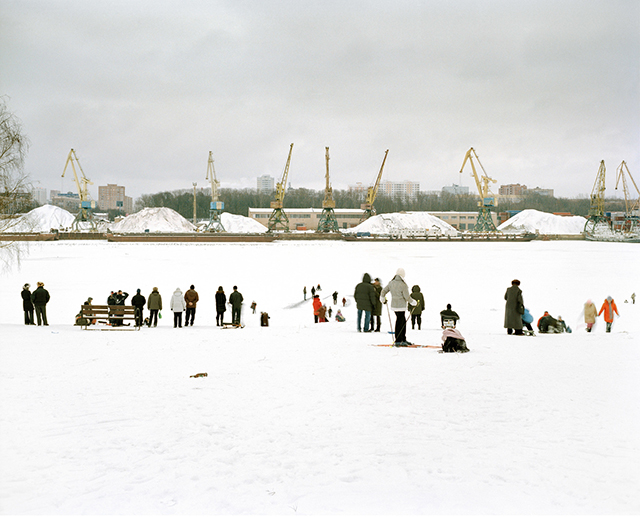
[170,287,186,328]
[380,268,417,345]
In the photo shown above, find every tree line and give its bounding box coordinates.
[134,187,627,220]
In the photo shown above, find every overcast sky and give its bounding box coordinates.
[1,0,638,201]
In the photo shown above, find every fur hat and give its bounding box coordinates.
[395,268,405,279]
[37,282,44,287]
[23,283,30,289]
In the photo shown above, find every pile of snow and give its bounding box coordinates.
[345,211,458,236]
[219,212,267,233]
[109,207,196,233]
[1,204,75,233]
[498,209,587,235]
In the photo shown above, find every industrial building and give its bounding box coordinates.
[248,207,364,231]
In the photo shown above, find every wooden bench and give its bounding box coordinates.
[79,304,141,330]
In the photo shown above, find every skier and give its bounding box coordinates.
[184,285,199,326]
[598,296,619,333]
[21,283,34,325]
[504,279,524,335]
[147,287,162,327]
[131,289,146,327]
[229,286,243,326]
[170,287,186,328]
[584,299,597,332]
[380,268,417,345]
[215,286,226,326]
[410,285,425,330]
[354,273,377,332]
[31,282,50,326]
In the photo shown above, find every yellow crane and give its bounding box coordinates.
[614,160,640,233]
[584,160,608,236]
[459,147,498,232]
[61,148,97,231]
[317,146,340,233]
[204,151,225,232]
[267,143,294,232]
[360,149,389,222]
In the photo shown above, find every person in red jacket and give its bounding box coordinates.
[598,296,619,333]
[312,295,322,323]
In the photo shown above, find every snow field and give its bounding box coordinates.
[1,240,639,514]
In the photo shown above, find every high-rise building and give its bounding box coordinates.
[378,180,420,198]
[98,184,133,213]
[32,187,47,205]
[257,175,275,193]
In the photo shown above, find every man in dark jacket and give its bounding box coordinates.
[215,286,226,326]
[354,273,377,332]
[131,289,146,327]
[229,286,243,325]
[113,290,128,326]
[31,282,50,326]
[504,279,524,335]
[184,285,199,326]
[22,283,35,325]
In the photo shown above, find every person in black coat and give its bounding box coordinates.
[354,273,377,332]
[31,282,50,326]
[131,289,146,327]
[21,283,35,325]
[215,286,226,326]
[504,279,524,335]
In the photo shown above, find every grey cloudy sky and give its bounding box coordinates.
[1,0,638,200]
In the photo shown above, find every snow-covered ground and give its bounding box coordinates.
[1,239,638,514]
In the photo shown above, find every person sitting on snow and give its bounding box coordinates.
[441,326,469,353]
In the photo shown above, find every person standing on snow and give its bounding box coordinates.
[21,283,34,325]
[147,287,162,327]
[229,286,243,325]
[184,285,199,326]
[131,289,146,327]
[380,268,417,345]
[584,300,598,332]
[31,281,50,326]
[354,273,377,332]
[598,296,619,333]
[372,278,383,332]
[170,287,186,328]
[215,286,226,326]
[504,279,524,335]
[312,294,322,323]
[410,285,425,330]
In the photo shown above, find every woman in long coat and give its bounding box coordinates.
[504,279,524,335]
[215,287,226,326]
[584,300,598,332]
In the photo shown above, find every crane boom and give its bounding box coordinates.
[361,149,389,210]
[459,147,496,204]
[322,146,335,209]
[205,151,220,203]
[271,143,293,209]
[615,161,640,215]
[61,149,93,202]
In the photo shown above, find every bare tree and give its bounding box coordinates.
[0,97,31,264]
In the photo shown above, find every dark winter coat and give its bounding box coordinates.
[372,283,383,316]
[354,273,377,312]
[410,286,425,315]
[31,286,50,307]
[107,293,117,305]
[229,290,243,309]
[131,294,146,309]
[22,289,34,311]
[184,289,199,309]
[504,284,524,330]
[147,290,162,310]
[215,290,227,313]
[115,292,128,305]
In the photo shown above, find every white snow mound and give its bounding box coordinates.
[346,211,458,236]
[219,212,268,233]
[2,204,75,233]
[498,209,586,235]
[109,207,196,233]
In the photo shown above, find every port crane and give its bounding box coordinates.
[584,160,609,236]
[359,149,389,222]
[204,151,225,232]
[316,147,340,233]
[459,147,498,232]
[61,148,97,231]
[614,160,640,233]
[267,143,293,232]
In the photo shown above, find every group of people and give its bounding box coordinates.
[504,279,621,335]
[21,282,50,326]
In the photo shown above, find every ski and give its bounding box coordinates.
[221,322,245,329]
[372,343,441,349]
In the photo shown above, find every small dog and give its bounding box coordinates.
[190,373,208,378]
